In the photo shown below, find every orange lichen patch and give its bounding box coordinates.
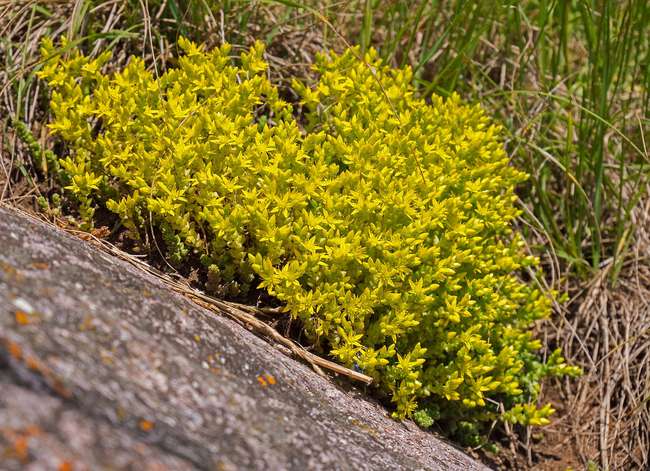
[2,425,42,464]
[139,419,154,432]
[50,378,73,399]
[0,261,24,282]
[79,315,96,331]
[115,406,127,422]
[5,340,23,360]
[210,367,221,375]
[58,460,74,471]
[25,355,42,371]
[30,261,49,270]
[100,351,114,365]
[23,425,42,437]
[15,310,33,325]
[257,374,276,387]
[0,338,72,399]
[12,435,29,462]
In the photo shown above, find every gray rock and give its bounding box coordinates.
[0,206,489,470]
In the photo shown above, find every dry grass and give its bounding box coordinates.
[556,192,650,470]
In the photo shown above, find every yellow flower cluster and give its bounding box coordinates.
[38,38,579,436]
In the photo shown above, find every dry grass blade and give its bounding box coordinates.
[187,292,373,385]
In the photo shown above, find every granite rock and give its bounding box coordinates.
[0,206,489,470]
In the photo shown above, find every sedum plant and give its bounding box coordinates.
[37,37,579,439]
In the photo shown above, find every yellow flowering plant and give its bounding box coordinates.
[37,37,580,443]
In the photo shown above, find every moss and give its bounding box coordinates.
[38,37,580,431]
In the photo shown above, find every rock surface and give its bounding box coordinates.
[0,206,489,470]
